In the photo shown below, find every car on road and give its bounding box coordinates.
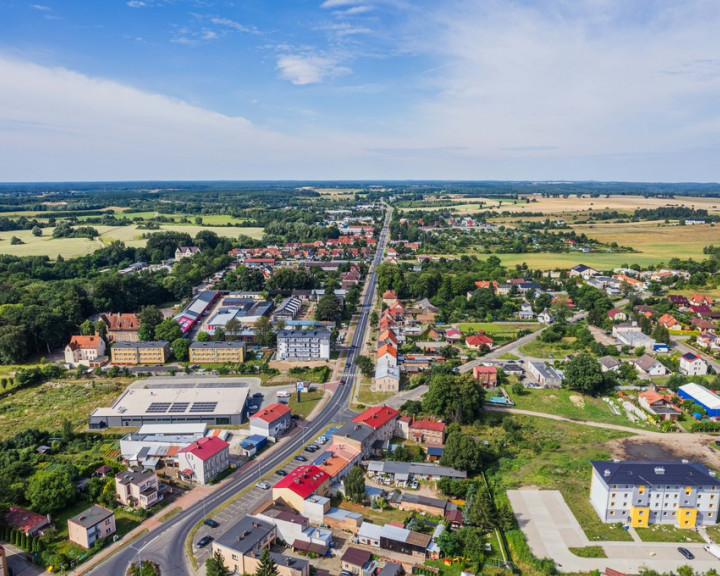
[256,481,271,490]
[295,455,307,462]
[678,547,695,560]
[339,379,345,385]
[276,469,288,476]
[196,536,213,548]
[203,519,219,528]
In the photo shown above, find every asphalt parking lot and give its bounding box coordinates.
[508,489,720,573]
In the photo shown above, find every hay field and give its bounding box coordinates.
[493,194,720,215]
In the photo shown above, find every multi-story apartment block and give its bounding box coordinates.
[110,341,170,365]
[189,341,245,364]
[590,460,720,528]
[115,468,159,509]
[276,330,331,361]
[68,505,116,549]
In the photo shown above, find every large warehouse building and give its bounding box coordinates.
[89,378,250,428]
[678,383,720,418]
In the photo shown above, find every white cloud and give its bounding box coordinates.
[126,1,148,7]
[0,54,326,180]
[209,17,259,34]
[31,4,52,11]
[276,54,351,85]
[320,0,362,8]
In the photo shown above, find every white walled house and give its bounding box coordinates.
[680,352,708,376]
[177,436,230,485]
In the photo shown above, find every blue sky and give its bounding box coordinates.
[1,0,720,181]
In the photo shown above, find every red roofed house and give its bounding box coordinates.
[386,300,405,320]
[352,405,400,430]
[638,391,681,421]
[658,313,682,331]
[382,290,398,306]
[100,313,141,342]
[272,465,331,512]
[474,281,498,293]
[607,308,627,322]
[64,335,107,367]
[250,403,292,438]
[377,343,398,369]
[341,547,372,575]
[378,329,398,346]
[409,419,446,444]
[473,365,498,388]
[445,328,462,341]
[465,333,495,350]
[177,436,230,485]
[5,506,52,536]
[691,317,716,332]
[668,294,689,307]
[690,294,714,306]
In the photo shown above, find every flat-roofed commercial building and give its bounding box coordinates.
[111,341,170,365]
[89,378,250,428]
[189,341,245,364]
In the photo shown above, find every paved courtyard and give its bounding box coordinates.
[508,489,720,573]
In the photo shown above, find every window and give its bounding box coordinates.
[232,554,238,561]
[610,511,615,516]
[610,502,615,507]
[638,486,645,495]
[686,486,692,495]
[611,492,617,498]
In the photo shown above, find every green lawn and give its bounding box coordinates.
[568,545,607,558]
[287,389,324,419]
[509,388,651,430]
[518,337,577,359]
[635,524,705,543]
[457,322,541,337]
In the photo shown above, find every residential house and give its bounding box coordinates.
[272,466,331,512]
[516,301,534,320]
[373,364,401,393]
[380,524,432,559]
[4,506,51,536]
[570,264,599,279]
[633,305,657,318]
[410,298,439,323]
[465,333,495,350]
[691,317,716,332]
[474,280,499,293]
[189,341,246,364]
[177,436,230,485]
[333,406,400,458]
[67,505,116,549]
[378,329,398,347]
[377,343,398,369]
[607,309,627,322]
[250,403,292,438]
[690,294,714,306]
[276,330,331,361]
[110,341,170,365]
[444,328,462,342]
[100,313,141,342]
[679,352,708,376]
[691,305,720,319]
[473,365,498,388]
[598,356,622,373]
[668,295,689,307]
[697,332,720,351]
[409,419,446,444]
[341,547,372,575]
[638,391,681,421]
[386,300,405,320]
[589,460,720,528]
[631,354,668,377]
[212,515,309,576]
[115,468,159,509]
[658,314,682,331]
[175,246,201,260]
[538,309,556,324]
[357,522,382,547]
[527,361,562,388]
[64,335,107,367]
[614,274,645,291]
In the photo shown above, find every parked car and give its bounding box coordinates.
[256,481,271,490]
[196,536,213,548]
[295,455,307,462]
[276,469,288,476]
[304,445,319,452]
[203,519,219,528]
[253,392,263,398]
[678,547,695,560]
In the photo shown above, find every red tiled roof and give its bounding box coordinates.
[178,436,229,461]
[410,419,445,432]
[473,365,497,374]
[382,290,398,299]
[377,343,397,359]
[352,405,399,429]
[101,313,140,332]
[250,403,291,423]
[466,334,494,346]
[5,506,49,534]
[273,465,330,499]
[68,335,103,350]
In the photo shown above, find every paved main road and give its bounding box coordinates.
[84,207,393,576]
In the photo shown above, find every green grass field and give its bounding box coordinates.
[509,388,651,430]
[0,223,264,259]
[518,337,576,358]
[456,322,541,336]
[634,524,705,543]
[287,389,324,419]
[0,378,130,438]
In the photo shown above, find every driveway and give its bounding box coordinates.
[508,489,720,573]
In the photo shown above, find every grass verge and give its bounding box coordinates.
[635,525,705,543]
[568,545,607,558]
[157,507,183,523]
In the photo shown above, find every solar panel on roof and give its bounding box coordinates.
[168,402,189,413]
[146,402,171,413]
[189,402,218,413]
[197,382,244,389]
